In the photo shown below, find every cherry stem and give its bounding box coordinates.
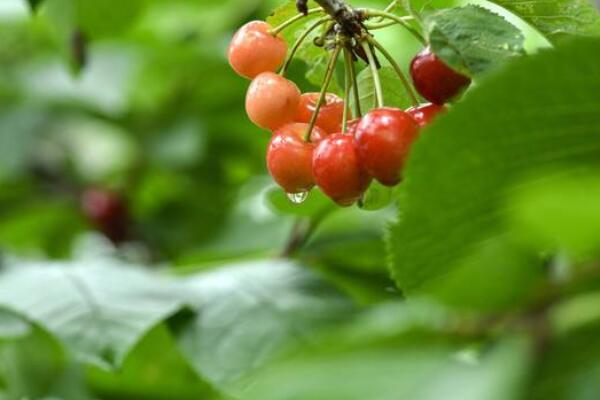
[345,48,362,117]
[361,40,384,109]
[361,9,425,44]
[279,16,332,76]
[342,48,352,133]
[304,44,342,142]
[367,36,419,107]
[269,8,325,35]
[365,16,414,30]
[374,0,398,23]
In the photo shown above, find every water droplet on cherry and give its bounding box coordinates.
[286,191,309,204]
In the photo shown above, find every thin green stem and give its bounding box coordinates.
[305,45,342,142]
[365,16,414,30]
[367,36,419,107]
[361,9,425,44]
[345,48,362,117]
[342,48,352,133]
[269,8,325,35]
[374,0,399,22]
[279,16,332,76]
[360,40,384,108]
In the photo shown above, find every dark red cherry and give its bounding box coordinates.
[355,107,419,186]
[81,188,128,243]
[406,103,447,126]
[313,134,371,206]
[410,47,471,105]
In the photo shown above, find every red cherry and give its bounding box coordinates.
[355,107,419,186]
[406,103,447,127]
[81,188,128,243]
[246,72,301,130]
[295,92,345,134]
[334,118,361,136]
[313,134,371,206]
[228,21,288,79]
[410,47,471,105]
[267,123,326,194]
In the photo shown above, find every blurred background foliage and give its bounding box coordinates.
[0,0,600,399]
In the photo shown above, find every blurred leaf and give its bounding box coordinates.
[88,324,217,400]
[530,321,600,400]
[388,39,600,297]
[509,170,600,259]
[267,186,334,217]
[0,259,186,368]
[176,259,356,395]
[0,311,29,340]
[244,324,531,400]
[425,5,525,76]
[351,66,414,113]
[26,0,44,12]
[360,181,394,211]
[489,0,600,42]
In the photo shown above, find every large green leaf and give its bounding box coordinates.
[0,259,186,368]
[175,259,356,395]
[351,66,414,113]
[489,0,600,42]
[425,5,525,76]
[388,39,600,299]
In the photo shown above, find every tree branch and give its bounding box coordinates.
[298,0,364,35]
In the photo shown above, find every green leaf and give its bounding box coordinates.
[244,317,531,400]
[489,0,600,42]
[175,259,356,395]
[425,5,525,76]
[351,66,414,113]
[508,170,600,259]
[388,38,600,299]
[530,321,600,400]
[42,0,146,39]
[26,0,45,12]
[0,311,29,341]
[0,259,186,368]
[267,186,335,217]
[360,181,394,211]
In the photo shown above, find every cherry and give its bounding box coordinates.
[410,47,471,105]
[406,103,447,127]
[267,123,326,194]
[313,134,371,206]
[81,188,128,243]
[246,72,301,130]
[295,92,345,134]
[228,21,288,79]
[334,118,361,136]
[355,107,419,186]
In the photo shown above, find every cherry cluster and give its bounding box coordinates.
[228,8,470,206]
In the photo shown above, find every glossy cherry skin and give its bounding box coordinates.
[81,188,128,243]
[267,123,326,194]
[246,72,301,130]
[313,134,371,206]
[406,103,447,127]
[410,48,471,105]
[355,108,420,186]
[295,92,345,134]
[228,21,287,79]
[334,118,361,136]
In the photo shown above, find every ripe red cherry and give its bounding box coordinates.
[81,188,128,243]
[410,47,471,105]
[334,118,361,136]
[246,72,301,130]
[228,21,288,79]
[355,107,419,186]
[267,123,326,194]
[313,134,371,206]
[406,103,447,126]
[295,93,345,134]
